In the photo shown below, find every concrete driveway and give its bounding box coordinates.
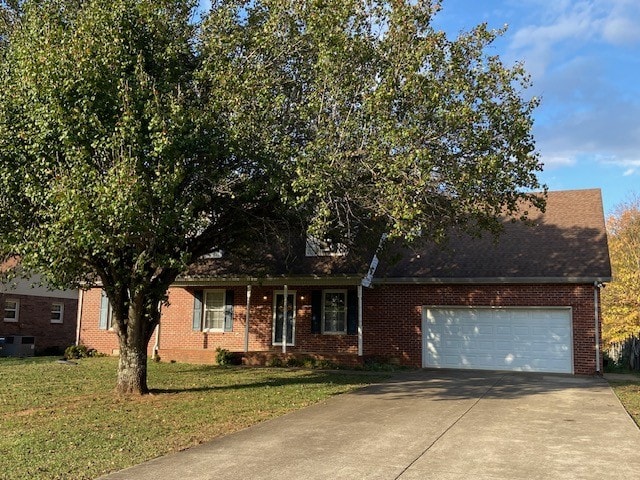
[99,370,640,480]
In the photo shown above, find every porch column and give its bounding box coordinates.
[358,284,363,357]
[244,285,251,353]
[282,284,288,354]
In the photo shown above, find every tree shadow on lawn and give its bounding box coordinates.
[149,368,389,395]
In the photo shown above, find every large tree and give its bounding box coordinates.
[602,195,640,345]
[0,0,544,394]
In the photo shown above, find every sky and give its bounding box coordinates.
[430,0,640,215]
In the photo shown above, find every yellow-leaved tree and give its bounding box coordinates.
[602,195,640,345]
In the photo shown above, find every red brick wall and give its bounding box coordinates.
[79,283,601,374]
[1,293,78,353]
[362,283,600,374]
[78,288,158,356]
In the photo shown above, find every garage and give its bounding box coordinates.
[422,307,573,373]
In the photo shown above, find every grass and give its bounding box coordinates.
[0,356,387,480]
[607,371,640,428]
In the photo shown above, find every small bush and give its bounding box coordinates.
[64,345,105,360]
[286,356,304,368]
[302,356,317,369]
[316,359,338,370]
[215,347,234,366]
[64,345,88,360]
[266,356,284,368]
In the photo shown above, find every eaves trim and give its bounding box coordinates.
[372,276,613,285]
[173,275,364,287]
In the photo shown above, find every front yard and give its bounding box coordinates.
[0,356,386,480]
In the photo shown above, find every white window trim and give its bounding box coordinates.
[203,289,225,332]
[51,302,64,324]
[3,298,19,323]
[322,289,347,335]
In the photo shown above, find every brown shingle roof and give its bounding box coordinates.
[376,188,612,282]
[182,189,612,283]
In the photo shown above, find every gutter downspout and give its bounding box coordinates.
[594,282,603,374]
[244,285,251,353]
[75,289,84,346]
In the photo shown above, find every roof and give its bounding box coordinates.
[376,189,612,283]
[181,189,612,285]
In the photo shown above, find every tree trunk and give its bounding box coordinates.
[116,337,149,395]
[114,294,158,395]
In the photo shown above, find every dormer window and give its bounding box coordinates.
[305,236,348,257]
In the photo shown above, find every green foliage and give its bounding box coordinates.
[285,356,304,368]
[65,344,104,359]
[0,0,544,393]
[602,195,640,345]
[64,344,89,360]
[266,356,284,368]
[215,347,238,366]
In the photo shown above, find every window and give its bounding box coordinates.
[322,290,347,334]
[4,299,19,322]
[203,290,225,331]
[99,291,115,330]
[305,236,348,257]
[51,303,64,324]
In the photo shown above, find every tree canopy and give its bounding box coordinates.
[0,0,544,394]
[602,195,640,345]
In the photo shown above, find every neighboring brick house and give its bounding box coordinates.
[1,260,78,355]
[77,189,611,375]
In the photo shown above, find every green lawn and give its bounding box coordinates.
[608,374,640,428]
[0,356,387,480]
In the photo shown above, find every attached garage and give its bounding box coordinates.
[422,307,573,373]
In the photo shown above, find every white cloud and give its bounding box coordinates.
[507,1,640,76]
[623,169,636,176]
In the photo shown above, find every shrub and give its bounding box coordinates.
[316,359,338,370]
[266,356,284,368]
[302,356,317,369]
[215,347,234,366]
[286,356,304,368]
[64,345,88,360]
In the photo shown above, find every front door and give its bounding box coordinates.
[273,292,295,346]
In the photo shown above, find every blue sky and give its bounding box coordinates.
[431,0,640,215]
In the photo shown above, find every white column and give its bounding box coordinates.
[358,284,363,357]
[282,285,288,354]
[244,285,251,353]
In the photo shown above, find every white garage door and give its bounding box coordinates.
[422,307,573,373]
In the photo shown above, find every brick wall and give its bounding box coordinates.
[1,293,78,353]
[362,283,600,374]
[79,282,601,374]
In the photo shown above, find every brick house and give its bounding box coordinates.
[1,260,78,355]
[77,189,611,374]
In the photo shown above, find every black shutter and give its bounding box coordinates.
[224,290,234,332]
[192,291,203,331]
[311,290,322,333]
[347,290,358,335]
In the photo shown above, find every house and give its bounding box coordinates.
[77,188,611,374]
[1,259,78,355]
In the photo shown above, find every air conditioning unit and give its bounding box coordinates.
[0,335,35,357]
